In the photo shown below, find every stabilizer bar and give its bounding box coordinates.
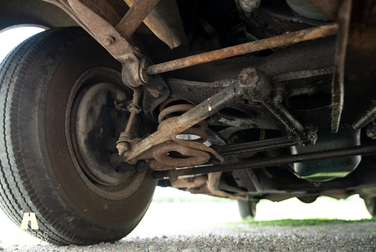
[152,144,376,179]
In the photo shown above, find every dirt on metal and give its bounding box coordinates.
[146,23,339,75]
[128,98,215,170]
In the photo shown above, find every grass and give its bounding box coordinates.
[227,216,376,227]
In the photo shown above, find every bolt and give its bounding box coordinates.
[273,84,285,104]
[239,0,261,12]
[116,142,129,156]
[273,95,283,104]
[103,36,115,46]
[238,68,271,101]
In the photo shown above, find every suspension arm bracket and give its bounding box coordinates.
[68,0,148,87]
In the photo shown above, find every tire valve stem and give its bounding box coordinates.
[116,88,142,157]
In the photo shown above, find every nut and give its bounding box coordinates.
[116,142,129,156]
[238,68,271,101]
[239,0,261,12]
[103,36,115,46]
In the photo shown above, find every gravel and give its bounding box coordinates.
[2,222,376,251]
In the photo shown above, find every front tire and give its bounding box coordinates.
[0,27,156,245]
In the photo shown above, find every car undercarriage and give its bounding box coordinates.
[0,0,375,245]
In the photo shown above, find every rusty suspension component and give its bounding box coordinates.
[331,0,352,133]
[127,98,216,170]
[124,68,316,166]
[116,87,142,156]
[146,23,338,75]
[214,136,299,157]
[158,98,209,144]
[153,144,376,180]
[68,0,160,87]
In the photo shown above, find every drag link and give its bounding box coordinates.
[116,87,142,156]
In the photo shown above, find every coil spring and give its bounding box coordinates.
[154,98,211,167]
[158,98,208,142]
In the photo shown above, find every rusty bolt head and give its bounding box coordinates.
[103,36,115,46]
[238,68,271,102]
[116,142,129,156]
[238,68,260,85]
[273,96,283,104]
[239,0,261,12]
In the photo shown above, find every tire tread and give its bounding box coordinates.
[0,28,93,245]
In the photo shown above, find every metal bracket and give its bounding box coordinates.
[68,0,147,87]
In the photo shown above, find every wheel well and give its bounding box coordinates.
[0,0,77,31]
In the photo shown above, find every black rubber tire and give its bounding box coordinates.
[365,197,376,217]
[298,196,318,204]
[0,28,156,245]
[237,199,258,219]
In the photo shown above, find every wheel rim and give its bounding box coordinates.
[65,67,147,200]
